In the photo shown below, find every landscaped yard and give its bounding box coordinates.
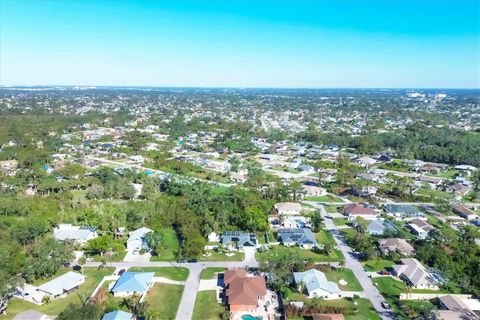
[362,259,395,272]
[192,290,225,320]
[150,227,180,261]
[325,268,363,291]
[314,298,381,320]
[200,267,226,280]
[5,267,114,320]
[324,205,341,213]
[144,283,184,320]
[373,277,405,296]
[128,267,189,281]
[90,250,127,262]
[332,217,351,227]
[199,250,244,262]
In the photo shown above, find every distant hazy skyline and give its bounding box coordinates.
[1,0,479,88]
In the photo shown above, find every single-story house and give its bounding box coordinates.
[365,219,397,236]
[408,219,435,239]
[102,310,134,320]
[293,269,341,299]
[356,156,377,168]
[53,224,98,245]
[220,231,257,250]
[453,205,479,221]
[392,258,439,290]
[448,184,472,197]
[282,216,310,229]
[274,202,302,215]
[302,185,327,197]
[278,228,318,249]
[378,238,415,256]
[224,269,267,312]
[111,272,154,297]
[126,227,153,254]
[344,203,378,220]
[384,204,425,221]
[37,271,86,299]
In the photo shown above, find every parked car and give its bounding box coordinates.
[382,301,390,309]
[117,269,126,276]
[176,259,187,263]
[187,258,198,263]
[378,270,390,275]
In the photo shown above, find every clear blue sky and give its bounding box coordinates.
[1,0,479,88]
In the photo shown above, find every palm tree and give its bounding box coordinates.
[78,256,86,275]
[41,295,51,305]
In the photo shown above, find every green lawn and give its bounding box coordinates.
[270,166,300,174]
[363,259,395,272]
[313,298,381,320]
[325,268,363,291]
[150,227,180,261]
[256,245,343,263]
[324,205,341,213]
[200,267,226,280]
[192,290,225,320]
[145,284,184,320]
[199,250,244,261]
[127,267,189,281]
[373,277,405,296]
[333,218,351,226]
[305,195,342,202]
[414,189,451,200]
[5,268,114,320]
[89,250,127,262]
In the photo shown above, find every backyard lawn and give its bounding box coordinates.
[128,267,189,281]
[4,267,114,320]
[192,290,225,320]
[200,267,226,280]
[362,259,395,272]
[325,268,363,291]
[150,228,180,261]
[145,284,184,320]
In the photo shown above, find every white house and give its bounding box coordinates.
[302,185,327,197]
[126,227,153,255]
[293,269,341,299]
[274,202,302,216]
[392,258,439,290]
[37,271,86,299]
[53,224,98,245]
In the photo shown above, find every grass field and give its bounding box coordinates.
[362,259,395,272]
[373,277,406,295]
[127,267,189,281]
[324,205,341,213]
[256,244,343,263]
[325,268,363,291]
[305,195,342,202]
[313,298,381,320]
[4,268,114,320]
[333,217,351,226]
[150,227,180,261]
[200,267,226,280]
[192,290,225,320]
[144,284,184,320]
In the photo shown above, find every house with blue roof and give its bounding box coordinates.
[102,310,133,320]
[293,269,341,299]
[278,228,318,249]
[111,272,154,297]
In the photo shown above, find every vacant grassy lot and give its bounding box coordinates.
[150,227,180,261]
[199,250,244,262]
[373,277,406,295]
[200,267,226,280]
[305,195,342,202]
[313,298,381,320]
[192,290,225,320]
[145,284,184,320]
[362,259,395,272]
[5,268,114,320]
[128,267,189,281]
[256,244,343,263]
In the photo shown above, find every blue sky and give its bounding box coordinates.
[1,0,479,88]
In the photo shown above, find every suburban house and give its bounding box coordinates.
[274,202,302,215]
[408,219,435,239]
[365,219,397,236]
[126,227,153,255]
[447,184,472,197]
[293,269,341,299]
[378,238,415,256]
[37,271,86,299]
[384,204,425,221]
[111,272,154,297]
[282,216,310,229]
[392,258,439,290]
[220,231,257,250]
[355,156,377,168]
[102,310,134,320]
[224,269,267,312]
[53,224,98,245]
[344,203,378,220]
[437,295,480,320]
[302,185,327,197]
[277,228,318,249]
[453,205,479,221]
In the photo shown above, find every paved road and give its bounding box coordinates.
[84,260,258,320]
[311,202,397,320]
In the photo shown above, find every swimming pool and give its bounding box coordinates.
[241,315,263,320]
